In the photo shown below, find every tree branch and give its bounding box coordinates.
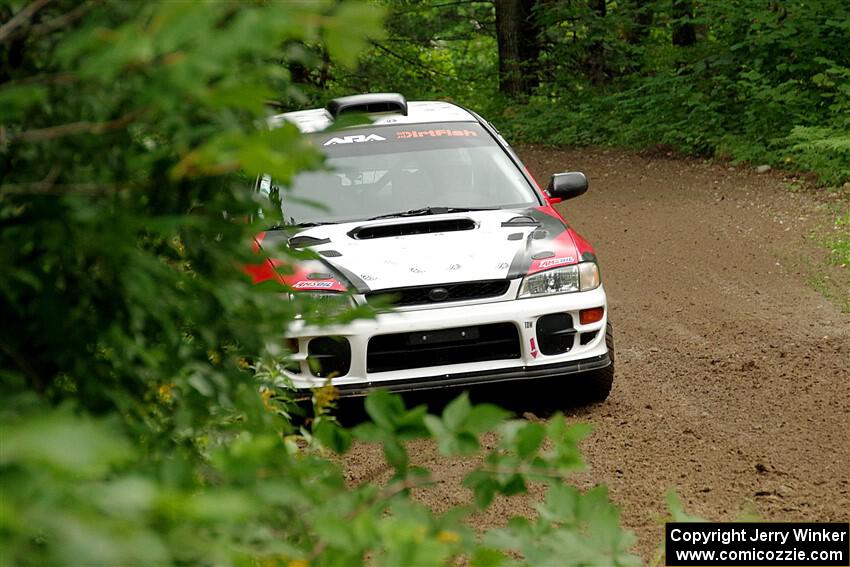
[30,1,96,37]
[381,35,481,43]
[2,72,76,88]
[10,109,143,144]
[0,0,51,43]
[0,338,46,392]
[0,181,129,195]
[395,0,487,15]
[371,41,455,78]
[478,464,578,481]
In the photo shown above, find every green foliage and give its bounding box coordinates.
[3,387,639,566]
[424,392,509,456]
[787,126,850,186]
[485,485,640,567]
[311,0,503,109]
[0,0,383,433]
[0,1,637,565]
[665,490,708,523]
[828,209,850,272]
[496,0,850,185]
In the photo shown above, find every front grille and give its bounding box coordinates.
[367,322,520,373]
[365,280,510,307]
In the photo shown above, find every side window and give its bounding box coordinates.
[255,174,283,221]
[257,174,272,198]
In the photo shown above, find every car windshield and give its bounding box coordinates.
[261,122,539,225]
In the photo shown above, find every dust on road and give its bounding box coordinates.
[343,147,850,560]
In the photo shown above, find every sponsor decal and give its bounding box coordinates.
[409,266,424,273]
[293,280,335,289]
[448,263,461,271]
[360,273,377,281]
[497,262,509,270]
[538,256,575,269]
[530,337,539,359]
[323,134,387,146]
[395,129,478,139]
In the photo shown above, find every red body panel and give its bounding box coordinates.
[245,234,347,291]
[523,204,596,276]
[527,228,580,275]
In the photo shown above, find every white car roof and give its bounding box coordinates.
[269,101,478,133]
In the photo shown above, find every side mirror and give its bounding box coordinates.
[546,172,588,201]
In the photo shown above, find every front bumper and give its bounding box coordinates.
[284,284,609,393]
[322,353,611,397]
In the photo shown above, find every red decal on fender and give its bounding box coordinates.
[527,230,580,276]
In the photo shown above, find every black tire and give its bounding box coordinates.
[576,321,614,403]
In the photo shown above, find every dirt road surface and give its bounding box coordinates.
[342,147,850,560]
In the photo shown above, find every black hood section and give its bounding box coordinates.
[349,218,476,240]
[288,234,330,248]
[506,207,571,278]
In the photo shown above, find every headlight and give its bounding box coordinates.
[517,262,600,298]
[288,292,355,318]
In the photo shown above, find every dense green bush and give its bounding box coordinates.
[501,0,850,185]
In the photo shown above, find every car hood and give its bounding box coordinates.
[266,208,581,293]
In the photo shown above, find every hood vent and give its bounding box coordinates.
[289,235,330,248]
[350,218,476,240]
[501,215,540,227]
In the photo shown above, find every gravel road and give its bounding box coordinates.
[342,147,850,560]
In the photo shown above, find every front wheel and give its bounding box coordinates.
[576,321,615,403]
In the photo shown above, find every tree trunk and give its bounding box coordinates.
[494,0,540,96]
[672,0,696,47]
[586,0,607,84]
[588,0,606,17]
[626,0,653,44]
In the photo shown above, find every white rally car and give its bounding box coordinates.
[247,93,614,403]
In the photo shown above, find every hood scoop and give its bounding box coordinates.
[350,218,476,240]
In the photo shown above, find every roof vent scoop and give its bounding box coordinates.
[326,93,408,118]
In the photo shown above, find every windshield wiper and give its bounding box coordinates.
[365,206,498,221]
[293,221,335,227]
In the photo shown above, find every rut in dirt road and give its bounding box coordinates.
[343,146,850,560]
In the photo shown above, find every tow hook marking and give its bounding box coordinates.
[530,337,539,359]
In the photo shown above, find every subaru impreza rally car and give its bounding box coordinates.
[248,93,614,403]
